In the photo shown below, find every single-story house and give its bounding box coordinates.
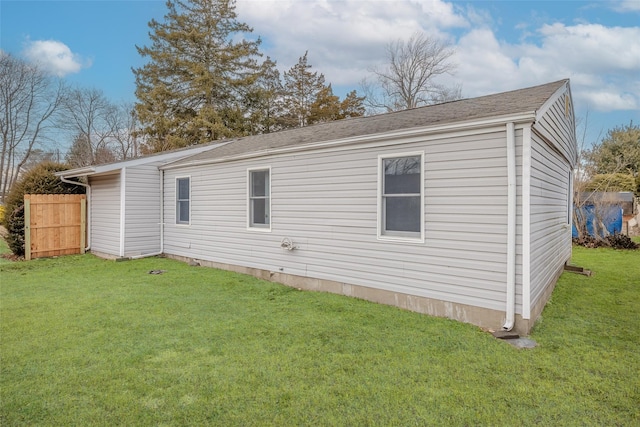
[57,79,577,335]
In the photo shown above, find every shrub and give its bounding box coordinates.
[605,234,639,250]
[4,205,25,255]
[1,162,85,256]
[572,235,607,248]
[585,173,636,192]
[573,233,639,250]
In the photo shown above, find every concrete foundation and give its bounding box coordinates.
[165,254,542,335]
[525,263,565,333]
[88,249,118,260]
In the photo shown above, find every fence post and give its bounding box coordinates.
[24,196,31,261]
[80,197,86,254]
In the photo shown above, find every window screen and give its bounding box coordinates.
[176,177,190,224]
[249,169,270,227]
[381,155,422,237]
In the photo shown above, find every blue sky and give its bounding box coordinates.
[1,0,639,149]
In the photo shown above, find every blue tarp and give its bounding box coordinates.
[572,204,623,238]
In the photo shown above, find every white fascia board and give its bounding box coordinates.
[160,141,235,169]
[54,167,95,178]
[56,142,228,179]
[161,112,537,171]
[535,81,569,123]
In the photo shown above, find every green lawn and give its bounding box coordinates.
[0,235,12,264]
[1,246,638,425]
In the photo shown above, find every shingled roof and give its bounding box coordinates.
[164,79,568,168]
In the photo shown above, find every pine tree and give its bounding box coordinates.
[283,52,327,128]
[339,90,366,119]
[133,0,262,152]
[308,84,340,124]
[244,57,286,134]
[283,53,365,127]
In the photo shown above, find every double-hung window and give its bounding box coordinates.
[379,153,424,241]
[248,168,270,230]
[176,177,190,225]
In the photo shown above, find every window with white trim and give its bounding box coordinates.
[249,168,270,229]
[379,154,423,239]
[176,177,190,224]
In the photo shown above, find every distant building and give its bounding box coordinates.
[579,192,636,216]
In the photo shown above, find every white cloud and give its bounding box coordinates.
[522,23,640,111]
[535,23,640,73]
[236,0,467,83]
[235,1,638,113]
[435,23,640,112]
[22,40,89,77]
[453,29,522,92]
[580,89,638,110]
[611,0,640,12]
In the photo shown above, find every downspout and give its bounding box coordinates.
[119,167,126,258]
[522,126,532,320]
[160,168,164,254]
[568,167,574,238]
[127,168,164,259]
[60,175,91,252]
[503,122,517,331]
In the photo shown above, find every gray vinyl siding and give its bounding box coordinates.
[123,164,162,256]
[89,173,121,256]
[529,132,572,307]
[535,90,577,166]
[163,128,515,312]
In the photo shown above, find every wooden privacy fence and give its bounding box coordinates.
[24,194,86,260]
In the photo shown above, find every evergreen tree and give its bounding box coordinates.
[133,0,262,152]
[586,122,640,179]
[308,84,340,124]
[339,90,366,119]
[283,53,365,127]
[308,86,365,125]
[283,52,327,128]
[244,57,286,134]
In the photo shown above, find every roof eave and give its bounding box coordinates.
[54,167,96,178]
[54,141,231,179]
[535,80,570,123]
[160,111,537,171]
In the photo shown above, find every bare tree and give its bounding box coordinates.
[60,87,117,166]
[572,112,628,243]
[61,89,141,167]
[361,32,460,113]
[65,133,120,168]
[0,52,66,202]
[573,111,599,240]
[109,103,140,161]
[21,148,62,171]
